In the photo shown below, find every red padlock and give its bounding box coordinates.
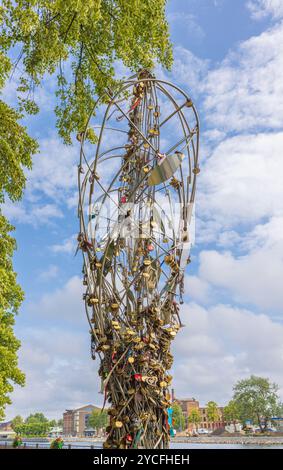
[134,373,143,382]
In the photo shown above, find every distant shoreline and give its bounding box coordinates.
[2,435,283,449]
[172,436,283,445]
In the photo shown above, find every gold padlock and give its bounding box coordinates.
[111,303,119,310]
[143,259,151,266]
[115,421,123,428]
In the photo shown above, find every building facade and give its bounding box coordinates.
[0,421,16,439]
[63,404,98,437]
[0,421,13,431]
[176,397,225,431]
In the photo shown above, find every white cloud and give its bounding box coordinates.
[247,0,283,20]
[168,12,205,39]
[26,134,78,202]
[240,215,283,251]
[6,327,101,420]
[184,275,213,304]
[5,276,101,419]
[199,132,283,226]
[8,285,283,418]
[50,234,77,254]
[172,303,283,404]
[39,264,59,281]
[3,200,63,226]
[203,22,283,132]
[198,237,283,312]
[28,276,84,324]
[156,46,209,96]
[2,133,79,225]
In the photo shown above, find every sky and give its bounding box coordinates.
[2,0,283,420]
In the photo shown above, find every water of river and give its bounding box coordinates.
[2,439,283,449]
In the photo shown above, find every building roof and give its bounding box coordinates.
[64,404,100,413]
[177,398,197,402]
[0,421,12,429]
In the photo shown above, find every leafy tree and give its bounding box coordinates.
[0,0,173,144]
[14,422,51,437]
[49,419,57,428]
[0,0,172,420]
[172,402,185,431]
[88,409,108,431]
[233,375,282,432]
[25,412,49,424]
[223,400,240,432]
[206,401,220,429]
[11,415,24,430]
[188,408,201,432]
[0,214,27,420]
[57,418,63,427]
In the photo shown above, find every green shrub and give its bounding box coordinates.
[12,436,23,448]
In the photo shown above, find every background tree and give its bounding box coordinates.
[88,409,108,433]
[172,402,185,431]
[25,412,49,424]
[233,375,282,432]
[48,419,57,428]
[0,213,28,421]
[57,418,63,427]
[14,421,51,437]
[11,415,23,430]
[223,400,240,432]
[188,408,201,432]
[0,0,172,419]
[206,401,220,430]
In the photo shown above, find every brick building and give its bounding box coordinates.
[63,404,98,437]
[176,397,225,431]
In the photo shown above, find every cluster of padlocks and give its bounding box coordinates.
[77,70,199,448]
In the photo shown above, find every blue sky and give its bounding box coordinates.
[2,0,283,420]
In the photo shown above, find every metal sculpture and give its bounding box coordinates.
[77,70,199,449]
